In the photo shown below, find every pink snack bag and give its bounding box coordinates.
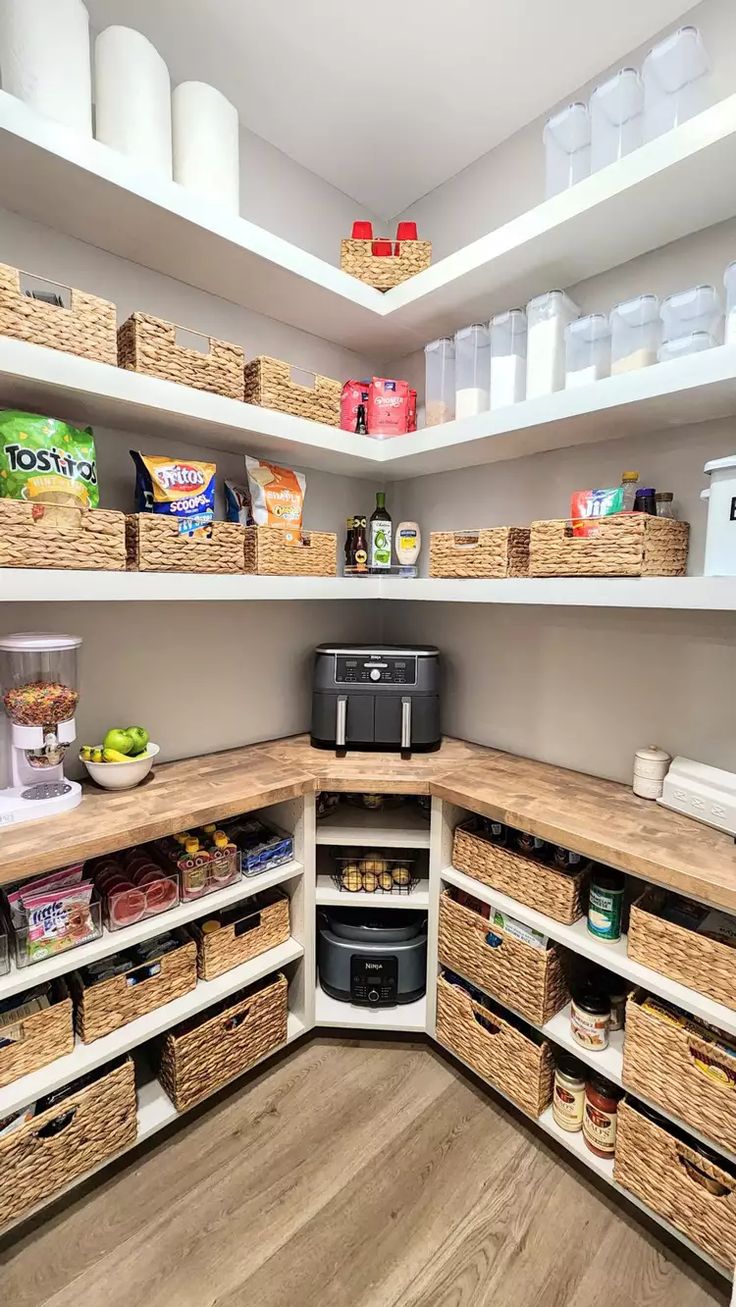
[340,380,370,432]
[367,378,410,438]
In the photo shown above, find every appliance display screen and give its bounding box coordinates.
[335,656,417,685]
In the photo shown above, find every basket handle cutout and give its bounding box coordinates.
[484,930,504,950]
[223,1006,251,1032]
[19,270,71,310]
[473,1009,501,1036]
[36,1107,77,1140]
[174,325,213,355]
[234,911,262,938]
[675,1150,733,1198]
[687,1039,736,1089]
[452,532,480,550]
[288,364,317,391]
[124,960,162,988]
[1,1019,27,1044]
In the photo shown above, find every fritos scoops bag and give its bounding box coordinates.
[244,456,306,535]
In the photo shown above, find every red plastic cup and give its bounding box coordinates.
[395,221,418,242]
[352,221,373,240]
[372,239,393,257]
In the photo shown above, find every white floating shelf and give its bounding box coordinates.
[3,92,736,350]
[315,985,427,1033]
[381,576,736,612]
[0,937,305,1118]
[315,874,430,909]
[0,860,303,1000]
[315,803,431,847]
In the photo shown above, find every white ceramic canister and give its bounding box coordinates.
[702,456,736,575]
[633,746,671,799]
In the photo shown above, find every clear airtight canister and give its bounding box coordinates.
[642,26,710,143]
[658,331,717,364]
[454,324,490,419]
[610,295,661,375]
[424,337,455,427]
[660,284,723,351]
[526,291,579,399]
[543,102,591,198]
[724,262,736,346]
[565,314,611,388]
[489,309,527,410]
[590,67,644,173]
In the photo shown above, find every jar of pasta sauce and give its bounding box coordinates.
[583,1076,623,1158]
[571,981,610,1051]
[552,1055,586,1133]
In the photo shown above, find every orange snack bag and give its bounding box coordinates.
[245,456,306,531]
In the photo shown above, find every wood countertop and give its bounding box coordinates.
[263,734,491,794]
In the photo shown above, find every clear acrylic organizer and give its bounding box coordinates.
[489,309,527,410]
[643,26,710,142]
[424,337,455,426]
[543,102,591,198]
[590,68,644,173]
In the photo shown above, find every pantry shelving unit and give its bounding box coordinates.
[314,986,427,1034]
[315,802,431,847]
[314,875,430,909]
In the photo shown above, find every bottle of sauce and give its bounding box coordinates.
[583,1076,623,1157]
[552,1055,586,1133]
[633,487,657,515]
[352,516,368,574]
[620,470,639,511]
[395,522,421,574]
[370,492,392,570]
[355,403,368,435]
[344,517,355,572]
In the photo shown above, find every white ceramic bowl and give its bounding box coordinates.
[80,743,160,790]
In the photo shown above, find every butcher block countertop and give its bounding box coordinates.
[2,733,736,914]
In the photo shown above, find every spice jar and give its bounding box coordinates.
[587,867,625,942]
[571,980,611,1051]
[583,1076,623,1158]
[552,1054,586,1133]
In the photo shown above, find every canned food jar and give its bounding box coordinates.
[571,982,611,1051]
[583,1076,623,1158]
[587,868,625,942]
[552,1055,586,1133]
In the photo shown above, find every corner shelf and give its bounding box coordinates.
[315,985,427,1033]
[315,803,431,847]
[315,874,430,909]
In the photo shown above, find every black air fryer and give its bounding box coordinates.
[310,644,440,757]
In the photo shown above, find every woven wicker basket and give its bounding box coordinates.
[614,1098,736,1271]
[243,357,341,426]
[243,526,336,577]
[529,515,689,577]
[340,239,431,290]
[0,263,117,365]
[70,931,197,1043]
[0,978,73,1090]
[0,501,126,572]
[437,890,570,1026]
[126,516,245,574]
[628,887,736,1012]
[436,972,554,1117]
[429,528,530,579]
[157,972,288,1112]
[193,890,290,981]
[452,820,588,925]
[622,992,736,1154]
[0,1057,137,1228]
[118,313,245,400]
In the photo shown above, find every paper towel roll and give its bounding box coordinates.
[95,27,172,179]
[0,0,92,135]
[173,82,240,216]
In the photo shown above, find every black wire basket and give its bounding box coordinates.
[330,852,420,895]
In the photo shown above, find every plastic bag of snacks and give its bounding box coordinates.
[0,410,99,508]
[130,451,216,539]
[570,487,624,538]
[244,456,306,532]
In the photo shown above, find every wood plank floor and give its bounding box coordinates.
[0,1037,729,1307]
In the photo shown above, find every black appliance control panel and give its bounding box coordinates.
[335,655,417,686]
[350,954,398,1006]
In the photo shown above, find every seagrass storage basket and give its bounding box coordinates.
[614,1098,736,1271]
[437,889,570,1025]
[622,992,736,1155]
[429,528,530,579]
[340,239,431,290]
[0,263,117,365]
[0,501,127,571]
[243,357,341,426]
[452,819,589,925]
[70,930,197,1043]
[0,978,73,1090]
[0,1057,137,1229]
[192,890,290,981]
[242,526,336,577]
[118,313,245,400]
[435,972,554,1118]
[529,515,689,577]
[628,887,736,1012]
[157,972,288,1112]
[126,516,244,574]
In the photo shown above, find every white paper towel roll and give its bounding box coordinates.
[95,26,172,179]
[0,0,92,135]
[173,81,240,216]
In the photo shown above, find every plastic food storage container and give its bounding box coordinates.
[658,332,717,363]
[454,324,490,419]
[609,295,661,375]
[590,68,644,173]
[424,337,455,426]
[565,314,611,388]
[543,102,591,198]
[643,26,710,142]
[724,262,736,345]
[660,284,723,351]
[702,455,736,575]
[489,310,527,410]
[526,291,579,399]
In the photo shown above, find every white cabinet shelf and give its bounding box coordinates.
[315,803,431,847]
[315,985,427,1033]
[315,874,429,909]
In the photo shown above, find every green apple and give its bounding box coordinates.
[103,727,134,755]
[126,726,149,755]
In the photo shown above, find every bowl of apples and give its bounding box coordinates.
[80,727,159,790]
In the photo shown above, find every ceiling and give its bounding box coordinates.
[86,0,698,219]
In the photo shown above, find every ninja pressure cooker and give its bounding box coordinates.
[317,907,428,1007]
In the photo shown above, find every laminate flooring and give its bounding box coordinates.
[0,1037,729,1307]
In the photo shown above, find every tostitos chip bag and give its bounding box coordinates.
[131,451,216,539]
[245,456,306,533]
[0,410,99,508]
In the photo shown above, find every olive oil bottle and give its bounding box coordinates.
[369,492,392,570]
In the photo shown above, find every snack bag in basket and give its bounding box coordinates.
[245,456,306,536]
[0,411,99,508]
[131,452,216,539]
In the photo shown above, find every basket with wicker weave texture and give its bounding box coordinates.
[529,515,689,577]
[0,1057,137,1228]
[0,263,117,365]
[438,889,570,1025]
[430,527,530,578]
[614,1097,736,1271]
[340,239,431,290]
[118,313,245,400]
[192,890,290,981]
[628,886,736,1012]
[0,978,73,1090]
[126,515,244,574]
[157,972,288,1112]
[0,501,126,571]
[70,930,197,1043]
[452,819,588,924]
[243,526,336,577]
[436,972,554,1117]
[244,357,341,426]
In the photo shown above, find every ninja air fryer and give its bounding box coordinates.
[317,907,428,1007]
[311,644,440,757]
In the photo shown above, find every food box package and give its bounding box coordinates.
[223,818,294,877]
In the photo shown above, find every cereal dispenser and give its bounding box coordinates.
[0,632,82,825]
